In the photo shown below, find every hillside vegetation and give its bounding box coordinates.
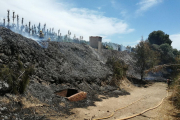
[0,27,180,119]
[0,27,133,119]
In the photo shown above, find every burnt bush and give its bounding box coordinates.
[0,58,34,94]
[106,57,128,86]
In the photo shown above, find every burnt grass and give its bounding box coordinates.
[0,27,132,119]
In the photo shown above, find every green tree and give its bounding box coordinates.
[151,44,161,51]
[173,48,180,56]
[148,30,172,45]
[134,40,160,81]
[159,43,175,63]
[175,55,180,64]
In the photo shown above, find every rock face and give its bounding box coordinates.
[0,27,112,84]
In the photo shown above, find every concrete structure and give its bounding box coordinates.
[89,36,102,52]
[55,89,87,102]
[68,91,87,102]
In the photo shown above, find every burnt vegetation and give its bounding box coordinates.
[0,26,180,119]
[0,27,131,119]
[168,65,180,110]
[0,56,34,95]
[106,57,128,86]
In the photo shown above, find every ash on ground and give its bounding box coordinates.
[0,27,135,119]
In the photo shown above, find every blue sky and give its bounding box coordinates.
[0,0,180,50]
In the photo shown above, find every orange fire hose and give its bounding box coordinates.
[93,90,168,120]
[115,90,168,120]
[93,97,146,120]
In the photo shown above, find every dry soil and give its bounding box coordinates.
[53,82,169,120]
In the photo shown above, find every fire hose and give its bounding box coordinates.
[93,91,168,120]
[93,97,146,120]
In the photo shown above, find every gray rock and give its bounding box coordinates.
[4,116,8,119]
[0,107,7,111]
[99,86,105,91]
[104,85,117,91]
[91,83,99,91]
[112,90,123,94]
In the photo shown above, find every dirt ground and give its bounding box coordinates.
[155,96,180,120]
[52,82,173,120]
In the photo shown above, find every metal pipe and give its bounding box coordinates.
[22,18,24,25]
[29,21,31,34]
[32,25,34,35]
[7,10,10,27]
[44,23,46,33]
[12,11,16,23]
[17,14,19,30]
[3,19,5,27]
[38,22,40,33]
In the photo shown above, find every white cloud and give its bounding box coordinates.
[136,0,163,15]
[120,11,127,17]
[111,0,120,10]
[97,7,101,10]
[111,0,116,7]
[170,34,180,50]
[0,0,134,42]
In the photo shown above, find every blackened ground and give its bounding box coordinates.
[0,27,131,119]
[101,49,141,79]
[27,78,130,109]
[0,27,112,84]
[0,80,130,120]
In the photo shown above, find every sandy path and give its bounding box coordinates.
[57,82,167,120]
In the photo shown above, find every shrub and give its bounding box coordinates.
[106,57,128,80]
[19,65,34,94]
[0,59,34,94]
[171,72,180,109]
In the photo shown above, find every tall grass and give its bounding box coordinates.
[171,72,180,109]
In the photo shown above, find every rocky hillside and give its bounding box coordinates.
[0,27,136,119]
[0,27,113,84]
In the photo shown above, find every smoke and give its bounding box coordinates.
[0,0,134,42]
[144,71,166,81]
[36,40,49,48]
[14,32,50,48]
